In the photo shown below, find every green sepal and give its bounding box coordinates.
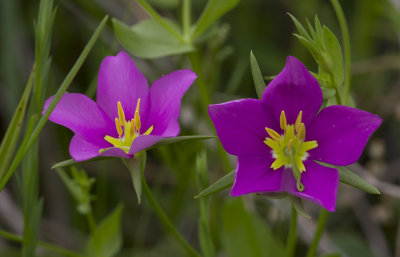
[123,152,147,204]
[85,204,124,257]
[289,196,311,219]
[195,169,235,198]
[250,51,266,99]
[318,162,380,195]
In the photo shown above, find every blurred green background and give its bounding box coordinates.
[0,0,400,256]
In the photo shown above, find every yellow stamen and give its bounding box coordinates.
[295,111,303,132]
[280,110,287,130]
[118,101,126,126]
[104,136,123,148]
[115,118,123,137]
[144,125,154,135]
[298,123,305,141]
[265,127,281,141]
[134,99,141,130]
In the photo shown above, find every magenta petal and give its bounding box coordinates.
[286,161,339,211]
[231,154,282,196]
[209,99,276,156]
[129,135,164,155]
[70,135,131,161]
[307,105,382,166]
[97,51,150,121]
[43,93,114,143]
[144,70,196,136]
[261,56,322,126]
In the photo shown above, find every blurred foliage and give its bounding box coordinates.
[0,0,399,256]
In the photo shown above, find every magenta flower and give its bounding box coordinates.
[208,57,381,211]
[43,51,196,161]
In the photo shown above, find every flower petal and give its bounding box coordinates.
[144,70,196,136]
[231,154,283,196]
[70,135,131,161]
[209,99,276,156]
[129,135,164,155]
[307,105,382,166]
[285,161,339,211]
[261,56,322,126]
[43,93,115,144]
[97,51,150,121]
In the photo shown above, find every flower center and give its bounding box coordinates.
[99,99,153,154]
[264,110,318,192]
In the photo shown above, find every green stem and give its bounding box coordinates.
[305,209,329,257]
[0,229,84,257]
[285,205,297,257]
[86,210,96,232]
[182,0,191,43]
[137,0,184,43]
[330,0,351,105]
[142,173,202,257]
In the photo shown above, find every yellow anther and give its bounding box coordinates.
[295,111,303,132]
[115,118,123,137]
[134,99,141,130]
[298,123,305,141]
[117,101,126,126]
[144,125,154,135]
[104,135,123,148]
[280,110,287,130]
[265,127,281,141]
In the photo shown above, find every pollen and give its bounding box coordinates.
[99,99,154,154]
[264,110,318,192]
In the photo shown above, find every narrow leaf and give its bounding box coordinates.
[51,157,113,170]
[250,51,266,99]
[318,162,380,194]
[193,0,239,39]
[0,15,109,192]
[85,205,124,257]
[112,18,194,59]
[0,66,35,181]
[289,196,311,219]
[287,13,312,41]
[195,169,234,198]
[322,26,344,87]
[337,166,380,195]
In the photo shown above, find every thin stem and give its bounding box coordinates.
[330,0,351,105]
[305,209,329,257]
[142,173,202,257]
[87,210,96,232]
[137,0,184,43]
[0,229,84,257]
[182,0,191,43]
[285,205,297,257]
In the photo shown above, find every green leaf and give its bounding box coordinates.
[287,13,312,41]
[250,51,266,99]
[112,18,194,59]
[195,170,234,198]
[318,162,380,194]
[151,135,215,148]
[222,198,285,257]
[85,205,124,257]
[51,157,113,169]
[0,15,109,192]
[322,26,344,87]
[192,0,239,39]
[0,67,35,181]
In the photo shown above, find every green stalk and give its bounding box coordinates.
[86,210,96,233]
[0,15,109,192]
[182,0,191,43]
[285,206,297,257]
[137,0,184,42]
[305,209,329,257]
[0,229,84,257]
[142,171,202,257]
[330,0,351,105]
